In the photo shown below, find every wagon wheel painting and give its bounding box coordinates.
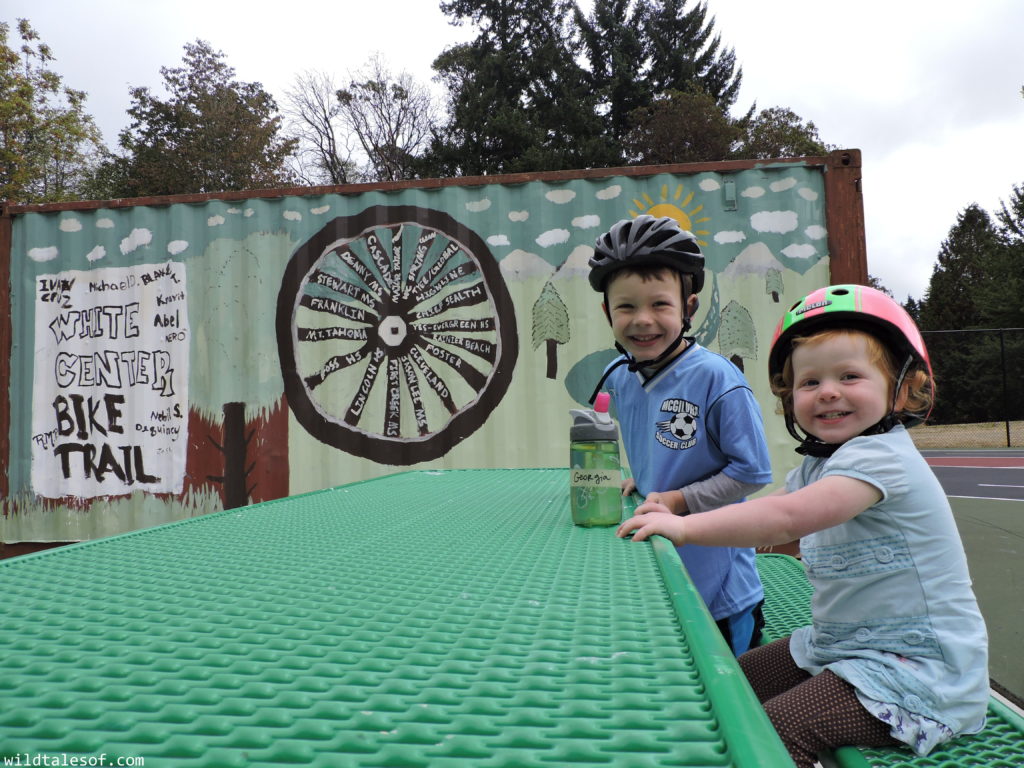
[277,205,518,464]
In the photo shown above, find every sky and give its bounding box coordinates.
[6,0,1023,303]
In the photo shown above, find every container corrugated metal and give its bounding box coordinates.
[1,152,865,541]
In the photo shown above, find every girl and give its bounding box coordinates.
[617,284,989,767]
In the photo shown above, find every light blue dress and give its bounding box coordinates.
[786,426,989,754]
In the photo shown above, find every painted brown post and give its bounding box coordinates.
[823,149,869,286]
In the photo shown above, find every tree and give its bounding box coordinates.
[917,205,1002,424]
[866,275,893,297]
[902,296,922,323]
[643,0,742,111]
[532,279,570,379]
[573,0,749,167]
[188,232,292,508]
[995,182,1024,240]
[0,19,103,203]
[623,89,738,164]
[337,54,439,182]
[93,40,296,197]
[734,106,830,159]
[573,0,650,163]
[283,70,358,185]
[918,204,999,332]
[425,0,606,175]
[976,184,1024,330]
[718,299,756,372]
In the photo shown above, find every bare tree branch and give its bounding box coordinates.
[336,53,439,182]
[283,70,358,185]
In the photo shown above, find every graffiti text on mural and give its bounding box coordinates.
[46,391,161,484]
[48,303,141,342]
[31,262,189,498]
[54,350,175,395]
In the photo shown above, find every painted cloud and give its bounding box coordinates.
[781,243,817,260]
[714,231,747,244]
[572,215,600,229]
[536,229,570,248]
[28,246,59,263]
[119,228,153,255]
[751,211,798,234]
[545,190,576,204]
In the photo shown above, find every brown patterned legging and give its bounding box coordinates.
[738,637,901,768]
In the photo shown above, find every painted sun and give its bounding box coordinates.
[629,183,710,246]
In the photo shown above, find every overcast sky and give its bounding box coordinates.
[7,0,1023,302]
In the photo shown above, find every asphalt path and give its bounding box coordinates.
[922,449,1024,501]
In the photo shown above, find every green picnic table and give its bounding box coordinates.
[1,468,792,767]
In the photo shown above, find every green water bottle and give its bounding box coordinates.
[569,392,623,527]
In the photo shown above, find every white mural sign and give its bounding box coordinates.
[31,262,189,498]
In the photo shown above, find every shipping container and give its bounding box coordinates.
[0,150,867,542]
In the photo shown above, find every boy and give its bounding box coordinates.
[588,214,773,655]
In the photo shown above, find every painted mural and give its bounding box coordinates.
[3,162,835,541]
[31,261,189,498]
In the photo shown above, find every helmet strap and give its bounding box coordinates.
[587,330,691,405]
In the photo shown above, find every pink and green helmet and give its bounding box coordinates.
[769,284,934,424]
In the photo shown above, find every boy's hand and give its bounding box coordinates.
[635,490,684,516]
[621,478,637,496]
[616,512,687,545]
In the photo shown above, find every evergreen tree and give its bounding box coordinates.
[918,205,1001,424]
[91,40,296,197]
[978,183,1024,329]
[902,296,922,323]
[995,183,1024,239]
[424,0,608,175]
[643,0,742,111]
[574,0,650,162]
[918,204,997,332]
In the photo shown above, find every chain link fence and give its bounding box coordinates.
[910,328,1024,449]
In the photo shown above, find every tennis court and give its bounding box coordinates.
[924,450,1024,706]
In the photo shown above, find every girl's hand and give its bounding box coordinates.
[616,512,687,545]
[621,477,636,496]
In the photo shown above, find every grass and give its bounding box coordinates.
[910,420,1024,449]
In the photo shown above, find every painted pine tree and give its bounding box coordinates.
[532,280,570,379]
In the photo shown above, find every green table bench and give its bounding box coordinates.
[757,553,1024,768]
[1,469,794,767]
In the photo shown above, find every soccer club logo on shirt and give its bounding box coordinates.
[656,399,699,450]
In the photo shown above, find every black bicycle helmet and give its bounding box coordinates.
[588,215,705,293]
[585,215,706,404]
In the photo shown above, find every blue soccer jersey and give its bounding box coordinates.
[605,342,772,620]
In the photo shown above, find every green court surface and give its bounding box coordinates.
[950,497,1024,704]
